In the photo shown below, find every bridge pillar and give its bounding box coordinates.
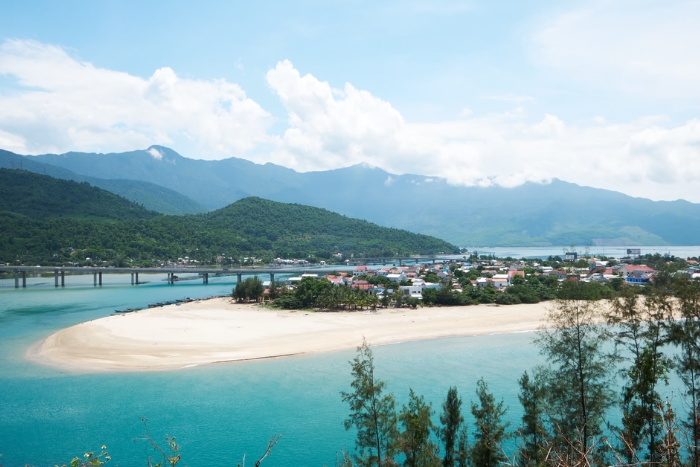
[270,273,275,290]
[93,272,97,286]
[14,270,18,289]
[432,259,436,264]
[61,270,65,287]
[22,271,26,288]
[237,273,242,284]
[135,272,139,285]
[131,273,134,285]
[98,272,102,286]
[399,259,402,266]
[55,269,59,288]
[203,273,209,284]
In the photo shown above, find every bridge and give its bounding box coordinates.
[0,255,452,289]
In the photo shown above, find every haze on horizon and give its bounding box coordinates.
[1,0,699,203]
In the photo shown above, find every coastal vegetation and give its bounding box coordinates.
[338,275,700,467]
[0,178,458,265]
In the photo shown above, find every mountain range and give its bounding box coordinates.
[6,146,700,246]
[0,170,456,265]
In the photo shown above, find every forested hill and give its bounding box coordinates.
[0,169,158,221]
[205,197,457,255]
[0,150,207,215]
[0,197,458,266]
[25,145,700,246]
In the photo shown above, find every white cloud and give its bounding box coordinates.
[147,147,163,160]
[264,60,700,201]
[1,40,700,202]
[532,0,700,97]
[0,39,272,157]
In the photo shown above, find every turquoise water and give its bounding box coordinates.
[0,274,685,466]
[0,274,545,466]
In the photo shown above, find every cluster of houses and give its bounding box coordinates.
[275,256,700,299]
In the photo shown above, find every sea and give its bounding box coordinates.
[0,247,695,466]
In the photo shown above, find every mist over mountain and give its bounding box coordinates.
[22,146,700,247]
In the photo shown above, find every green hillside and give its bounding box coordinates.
[0,150,207,215]
[27,145,700,246]
[0,197,458,266]
[0,169,158,221]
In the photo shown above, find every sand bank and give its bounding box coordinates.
[30,299,551,372]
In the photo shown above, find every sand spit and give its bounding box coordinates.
[30,299,551,372]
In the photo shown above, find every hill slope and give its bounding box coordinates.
[0,169,158,221]
[25,146,700,246]
[0,197,458,265]
[0,150,207,215]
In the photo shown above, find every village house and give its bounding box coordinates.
[489,274,509,289]
[620,264,655,278]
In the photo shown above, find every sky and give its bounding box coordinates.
[1,0,700,201]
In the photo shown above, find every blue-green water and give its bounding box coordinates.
[0,274,543,466]
[0,273,685,466]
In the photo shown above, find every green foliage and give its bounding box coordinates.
[341,340,398,467]
[557,281,615,301]
[0,197,457,265]
[421,288,438,306]
[423,273,440,283]
[494,293,520,305]
[272,291,304,309]
[505,285,540,304]
[535,299,616,463]
[398,389,441,467]
[668,276,700,467]
[0,169,157,221]
[469,378,509,467]
[294,278,334,307]
[232,277,264,302]
[609,283,673,464]
[516,371,547,467]
[56,446,111,467]
[439,387,463,467]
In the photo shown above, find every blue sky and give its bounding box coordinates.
[1,0,700,201]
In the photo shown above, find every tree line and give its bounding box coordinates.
[0,197,457,266]
[339,274,700,467]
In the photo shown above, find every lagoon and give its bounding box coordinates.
[0,275,545,466]
[0,258,690,466]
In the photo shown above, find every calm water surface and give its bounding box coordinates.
[0,273,543,466]
[0,271,684,466]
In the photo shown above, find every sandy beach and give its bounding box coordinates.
[30,299,551,372]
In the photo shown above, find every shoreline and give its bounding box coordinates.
[29,298,552,373]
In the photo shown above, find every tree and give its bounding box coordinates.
[455,427,469,467]
[470,378,509,467]
[398,389,441,467]
[296,277,333,307]
[422,288,438,306]
[535,297,615,463]
[439,387,463,467]
[232,277,264,302]
[517,371,547,467]
[608,282,672,464]
[669,276,700,467]
[341,339,398,466]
